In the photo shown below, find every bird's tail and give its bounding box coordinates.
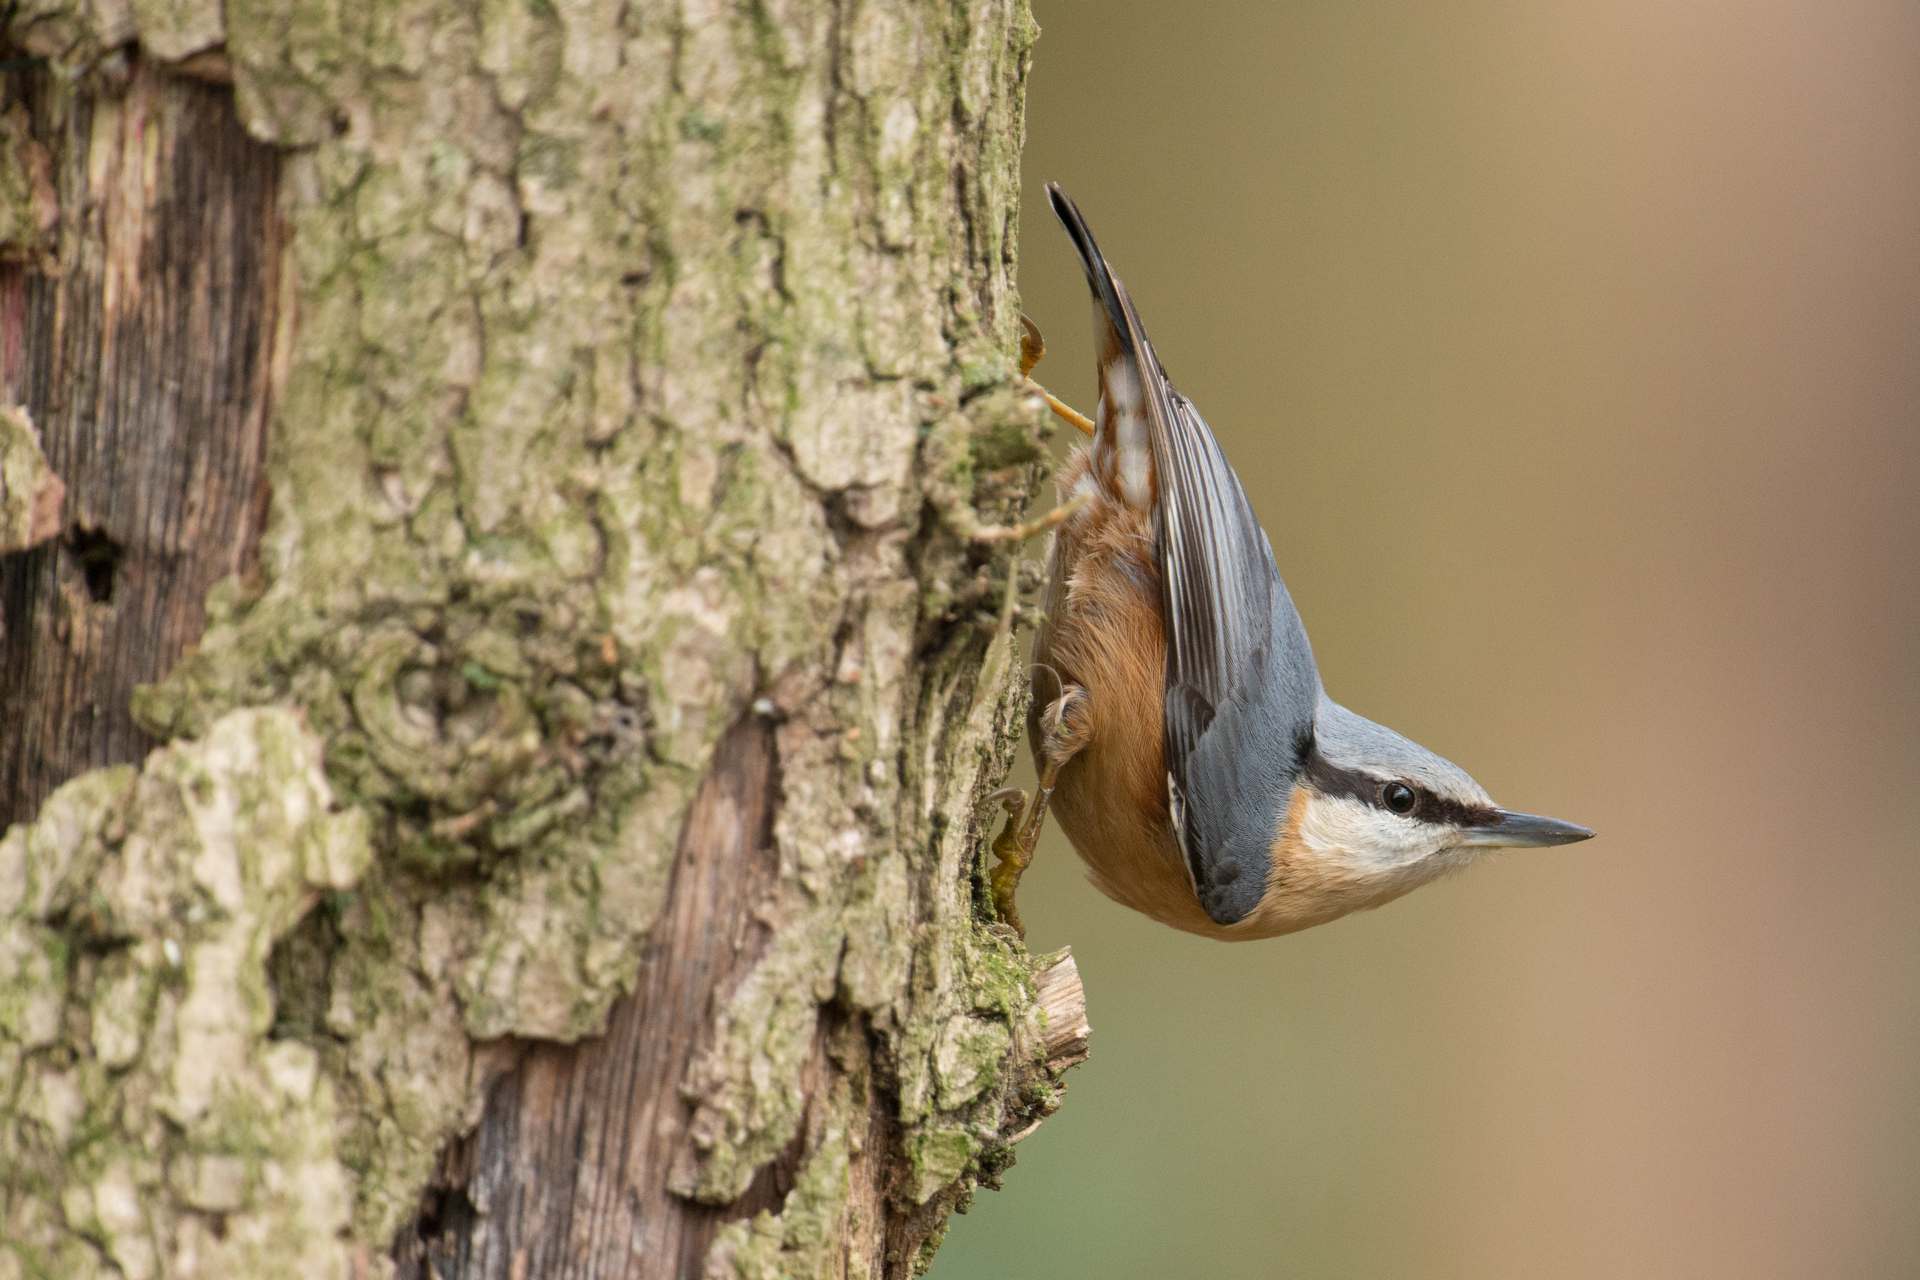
[1047,182,1160,510]
[1047,183,1135,357]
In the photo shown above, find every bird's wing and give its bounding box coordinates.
[1154,391,1323,924]
[1049,184,1322,924]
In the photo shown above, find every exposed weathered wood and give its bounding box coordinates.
[1031,951,1091,1076]
[0,58,280,827]
[395,717,789,1280]
[399,722,1094,1280]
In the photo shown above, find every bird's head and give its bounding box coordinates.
[1282,696,1593,903]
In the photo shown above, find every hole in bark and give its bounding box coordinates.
[413,1181,480,1245]
[268,894,344,1043]
[64,526,123,603]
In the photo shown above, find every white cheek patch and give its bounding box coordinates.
[1298,795,1436,874]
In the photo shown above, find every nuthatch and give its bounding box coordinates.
[991,185,1592,940]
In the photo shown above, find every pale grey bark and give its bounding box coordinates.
[0,2,1085,1276]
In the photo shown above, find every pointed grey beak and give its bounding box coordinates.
[1458,809,1595,848]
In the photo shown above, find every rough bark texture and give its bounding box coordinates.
[0,405,63,555]
[1,2,1083,1278]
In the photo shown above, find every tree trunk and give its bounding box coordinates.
[0,3,1087,1277]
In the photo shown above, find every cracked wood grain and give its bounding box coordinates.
[394,718,790,1280]
[0,59,280,827]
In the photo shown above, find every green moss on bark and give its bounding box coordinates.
[0,405,63,554]
[0,709,369,1280]
[0,104,58,264]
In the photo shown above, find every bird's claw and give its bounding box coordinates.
[1019,315,1047,378]
[989,788,1034,938]
[1018,314,1096,438]
[968,492,1090,544]
[985,682,1092,939]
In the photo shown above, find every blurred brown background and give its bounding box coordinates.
[939,2,1920,1277]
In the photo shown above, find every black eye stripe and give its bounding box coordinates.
[1300,745,1499,827]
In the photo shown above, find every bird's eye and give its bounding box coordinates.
[1382,782,1417,815]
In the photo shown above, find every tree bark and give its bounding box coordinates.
[0,3,1086,1278]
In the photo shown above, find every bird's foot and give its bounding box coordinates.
[985,683,1092,938]
[1020,314,1095,438]
[961,318,1094,545]
[988,787,1033,938]
[1019,313,1047,378]
[968,491,1090,544]
[1037,684,1093,765]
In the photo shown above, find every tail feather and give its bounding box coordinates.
[1047,183,1134,356]
[1047,182,1158,508]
